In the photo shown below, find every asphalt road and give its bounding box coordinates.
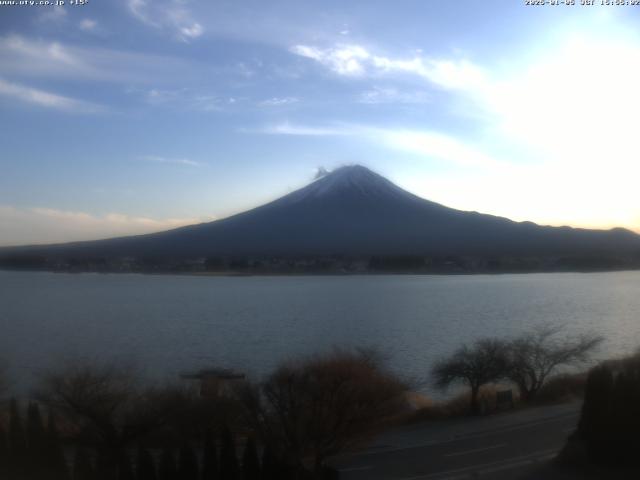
[331,403,581,480]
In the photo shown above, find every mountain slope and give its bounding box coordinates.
[2,165,640,259]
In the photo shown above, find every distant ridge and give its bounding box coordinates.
[2,165,640,265]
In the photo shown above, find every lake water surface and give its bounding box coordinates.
[2,270,640,393]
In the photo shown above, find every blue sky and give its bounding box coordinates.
[2,0,640,245]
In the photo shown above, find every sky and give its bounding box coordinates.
[2,0,640,246]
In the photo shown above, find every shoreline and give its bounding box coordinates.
[2,266,640,277]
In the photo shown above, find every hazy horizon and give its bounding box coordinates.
[3,1,640,246]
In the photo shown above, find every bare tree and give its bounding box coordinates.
[237,348,407,477]
[35,361,185,474]
[506,325,603,402]
[431,338,509,415]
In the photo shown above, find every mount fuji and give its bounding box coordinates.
[2,165,640,262]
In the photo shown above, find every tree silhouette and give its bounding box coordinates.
[178,443,199,480]
[73,447,96,480]
[159,448,178,480]
[8,399,26,478]
[579,364,614,463]
[432,339,508,415]
[117,452,135,480]
[241,437,260,480]
[260,446,283,480]
[0,423,9,479]
[37,362,175,477]
[575,353,640,465]
[239,349,406,474]
[219,426,239,480]
[26,402,47,478]
[201,429,218,480]
[136,447,157,480]
[46,410,68,480]
[506,326,602,402]
[96,449,117,480]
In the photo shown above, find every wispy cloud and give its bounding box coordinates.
[290,43,487,91]
[0,78,104,113]
[143,87,235,112]
[79,18,98,32]
[180,23,204,40]
[145,88,188,105]
[126,0,205,42]
[258,97,299,107]
[141,155,204,167]
[290,33,640,178]
[0,205,214,246]
[249,121,503,170]
[287,31,640,231]
[377,129,505,169]
[358,87,429,104]
[372,55,486,91]
[0,35,198,85]
[36,5,67,24]
[127,0,160,27]
[255,122,348,136]
[291,44,369,76]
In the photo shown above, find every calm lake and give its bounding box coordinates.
[2,270,640,393]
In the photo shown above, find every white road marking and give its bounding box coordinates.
[444,443,506,458]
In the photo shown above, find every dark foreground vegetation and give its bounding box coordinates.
[0,326,607,479]
[0,349,407,480]
[561,350,640,471]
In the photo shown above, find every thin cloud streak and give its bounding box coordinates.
[358,87,429,104]
[250,121,506,170]
[143,88,234,112]
[0,35,200,85]
[141,155,205,167]
[254,122,349,136]
[259,97,299,107]
[0,78,105,113]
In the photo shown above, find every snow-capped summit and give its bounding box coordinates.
[282,165,421,204]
